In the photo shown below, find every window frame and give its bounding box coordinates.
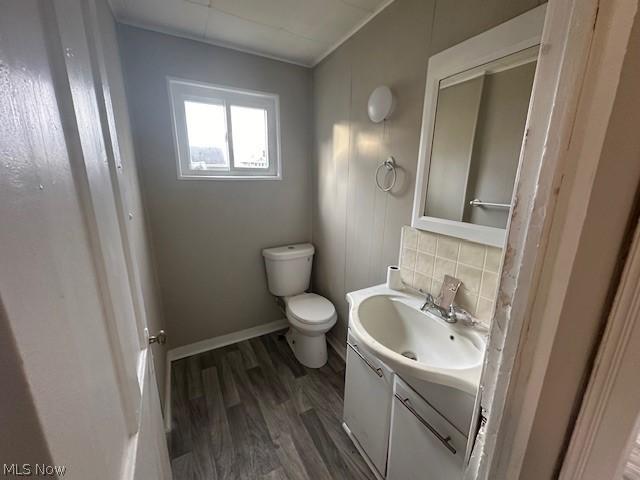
[167,77,282,180]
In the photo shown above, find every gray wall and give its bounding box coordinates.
[312,0,545,346]
[118,26,313,348]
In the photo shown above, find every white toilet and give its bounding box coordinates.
[262,243,337,368]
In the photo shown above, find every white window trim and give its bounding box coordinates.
[167,77,282,180]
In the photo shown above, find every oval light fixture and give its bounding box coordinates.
[367,86,395,123]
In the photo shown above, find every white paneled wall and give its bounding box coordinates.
[399,226,502,324]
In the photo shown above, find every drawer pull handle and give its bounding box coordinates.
[347,342,384,378]
[395,393,457,455]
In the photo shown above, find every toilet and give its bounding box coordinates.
[262,243,337,368]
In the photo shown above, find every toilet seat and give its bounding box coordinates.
[286,293,336,325]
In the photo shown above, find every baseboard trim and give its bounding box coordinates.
[327,331,346,362]
[163,318,288,432]
[168,318,289,362]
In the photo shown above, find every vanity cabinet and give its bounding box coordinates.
[343,330,394,477]
[387,378,467,480]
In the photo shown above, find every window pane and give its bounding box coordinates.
[184,100,229,170]
[230,105,269,169]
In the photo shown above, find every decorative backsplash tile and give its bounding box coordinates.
[399,226,503,324]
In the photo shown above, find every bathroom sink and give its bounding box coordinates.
[347,285,486,395]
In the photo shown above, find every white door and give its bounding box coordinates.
[0,1,170,478]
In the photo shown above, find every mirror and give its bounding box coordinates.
[412,10,544,247]
[425,50,537,229]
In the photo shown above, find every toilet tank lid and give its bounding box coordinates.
[262,243,314,261]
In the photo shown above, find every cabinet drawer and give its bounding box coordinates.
[387,378,467,480]
[343,331,393,477]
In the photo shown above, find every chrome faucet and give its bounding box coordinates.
[421,292,479,326]
[420,293,457,323]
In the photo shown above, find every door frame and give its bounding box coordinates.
[82,0,148,351]
[558,3,640,476]
[79,0,173,477]
[465,0,640,478]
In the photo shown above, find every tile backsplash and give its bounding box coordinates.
[399,226,503,324]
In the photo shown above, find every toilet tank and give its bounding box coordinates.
[262,243,314,297]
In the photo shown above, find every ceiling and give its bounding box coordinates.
[109,0,393,66]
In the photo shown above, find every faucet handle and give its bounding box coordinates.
[449,305,482,327]
[420,291,436,312]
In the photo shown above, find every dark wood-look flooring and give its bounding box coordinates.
[169,330,375,480]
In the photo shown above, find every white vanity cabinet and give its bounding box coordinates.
[344,284,484,479]
[343,330,394,478]
[387,378,467,480]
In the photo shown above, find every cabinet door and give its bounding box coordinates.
[387,379,467,480]
[343,331,393,476]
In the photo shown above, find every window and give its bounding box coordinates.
[168,78,281,179]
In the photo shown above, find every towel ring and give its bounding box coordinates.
[375,157,397,192]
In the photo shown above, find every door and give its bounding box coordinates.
[0,1,170,478]
[84,0,172,475]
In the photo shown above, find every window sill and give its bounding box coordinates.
[177,174,282,181]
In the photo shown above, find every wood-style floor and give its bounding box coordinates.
[169,330,376,480]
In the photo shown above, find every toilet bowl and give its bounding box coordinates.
[284,293,337,368]
[262,243,337,368]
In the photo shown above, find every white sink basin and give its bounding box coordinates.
[347,285,486,395]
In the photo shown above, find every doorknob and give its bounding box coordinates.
[148,330,167,345]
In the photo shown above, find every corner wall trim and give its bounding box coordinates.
[163,318,288,431]
[312,0,397,66]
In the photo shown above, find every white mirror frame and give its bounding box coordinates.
[411,4,546,248]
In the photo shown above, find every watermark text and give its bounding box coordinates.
[2,464,67,477]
